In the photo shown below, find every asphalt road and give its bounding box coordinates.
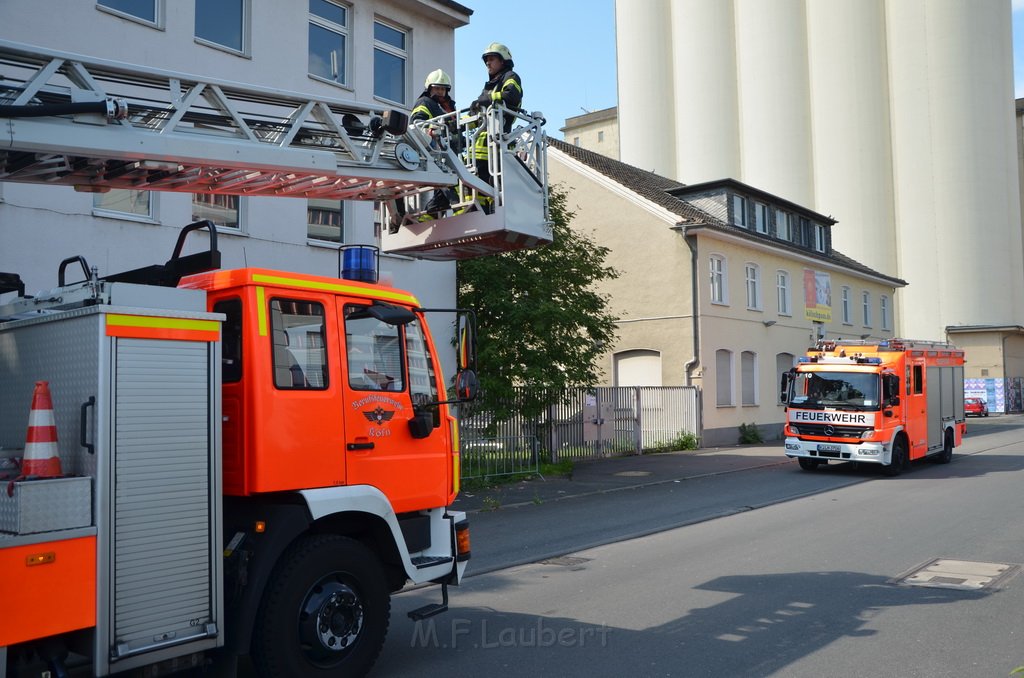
[376,416,1024,677]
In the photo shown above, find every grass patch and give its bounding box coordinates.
[461,459,574,492]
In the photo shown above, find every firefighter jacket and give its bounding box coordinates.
[471,67,523,159]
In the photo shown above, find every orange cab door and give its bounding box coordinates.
[338,299,448,513]
[904,358,928,458]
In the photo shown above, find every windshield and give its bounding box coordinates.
[789,371,880,411]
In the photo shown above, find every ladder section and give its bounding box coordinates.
[0,39,454,201]
[0,39,551,259]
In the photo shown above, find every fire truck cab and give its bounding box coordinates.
[781,339,966,475]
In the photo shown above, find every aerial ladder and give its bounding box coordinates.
[0,38,551,260]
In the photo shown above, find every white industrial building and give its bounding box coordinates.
[614,0,1024,365]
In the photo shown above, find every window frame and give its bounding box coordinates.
[813,223,827,252]
[841,286,852,325]
[716,349,734,407]
[269,298,329,391]
[307,198,346,245]
[308,0,352,88]
[731,194,747,228]
[97,0,162,28]
[880,294,890,331]
[741,350,758,406]
[862,291,872,328]
[194,0,250,56]
[192,193,245,233]
[710,254,728,306]
[776,269,791,316]
[93,189,157,223]
[745,262,761,311]
[753,202,769,234]
[372,17,409,105]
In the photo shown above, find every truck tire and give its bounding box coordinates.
[252,534,390,678]
[798,458,820,471]
[882,437,907,477]
[935,430,953,464]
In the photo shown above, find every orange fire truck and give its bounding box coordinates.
[781,339,966,475]
[0,38,549,677]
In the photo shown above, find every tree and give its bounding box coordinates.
[457,185,619,419]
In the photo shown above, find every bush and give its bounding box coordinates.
[738,422,763,444]
[648,431,699,453]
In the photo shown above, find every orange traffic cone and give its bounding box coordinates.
[22,381,62,478]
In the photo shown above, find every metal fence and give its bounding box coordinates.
[458,386,700,479]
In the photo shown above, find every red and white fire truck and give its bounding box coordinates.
[0,38,549,677]
[781,339,966,475]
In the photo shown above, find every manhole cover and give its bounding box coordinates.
[539,556,592,567]
[893,558,1021,591]
[614,471,652,477]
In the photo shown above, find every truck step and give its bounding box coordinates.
[410,555,453,569]
[407,583,449,621]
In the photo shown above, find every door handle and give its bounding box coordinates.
[347,442,375,451]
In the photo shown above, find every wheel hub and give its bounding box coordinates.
[300,580,364,658]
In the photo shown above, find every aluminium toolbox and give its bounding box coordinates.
[0,476,92,534]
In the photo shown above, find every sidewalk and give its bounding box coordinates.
[451,441,792,513]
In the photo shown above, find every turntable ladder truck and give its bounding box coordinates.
[0,38,550,677]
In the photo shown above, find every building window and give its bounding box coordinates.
[597,131,605,143]
[775,209,789,240]
[195,0,247,53]
[741,351,757,406]
[98,0,159,26]
[192,194,241,231]
[776,352,795,403]
[813,223,827,252]
[710,255,728,305]
[862,291,872,327]
[745,263,761,311]
[777,270,791,316]
[797,217,810,247]
[754,202,769,234]
[573,137,580,146]
[880,295,890,331]
[307,199,344,243]
[731,195,747,228]
[841,286,851,324]
[716,349,733,406]
[309,0,349,86]
[374,19,407,104]
[93,189,154,220]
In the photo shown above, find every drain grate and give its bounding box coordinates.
[539,556,592,568]
[893,558,1021,591]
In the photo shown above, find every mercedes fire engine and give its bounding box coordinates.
[781,339,966,475]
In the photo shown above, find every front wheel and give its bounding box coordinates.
[882,437,907,476]
[252,535,391,678]
[798,458,820,471]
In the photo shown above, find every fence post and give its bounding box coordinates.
[634,387,643,455]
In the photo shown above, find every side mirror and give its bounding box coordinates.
[455,370,479,402]
[780,372,792,404]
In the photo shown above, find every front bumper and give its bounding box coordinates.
[784,437,889,465]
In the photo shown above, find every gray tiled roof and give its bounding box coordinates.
[548,138,906,287]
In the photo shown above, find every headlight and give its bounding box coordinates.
[789,425,800,435]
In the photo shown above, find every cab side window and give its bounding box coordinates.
[270,299,328,390]
[214,298,242,383]
[913,365,924,395]
[345,305,405,392]
[406,318,439,404]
